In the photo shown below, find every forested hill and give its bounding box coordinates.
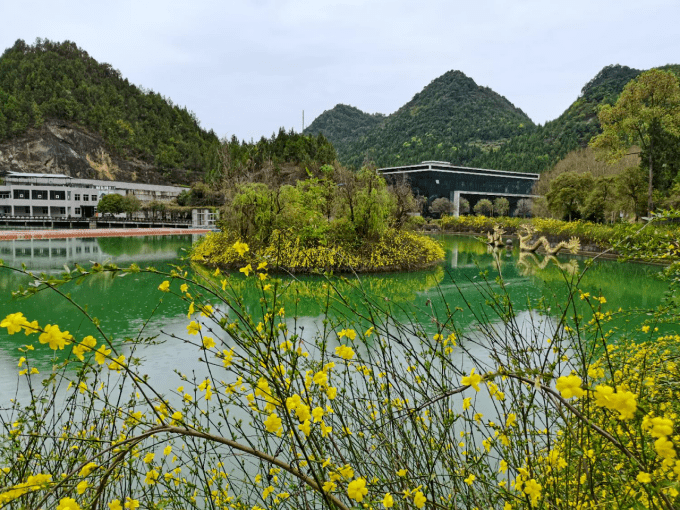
[305,70,535,168]
[304,104,385,150]
[0,39,220,182]
[305,64,680,173]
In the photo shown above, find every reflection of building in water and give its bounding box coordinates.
[0,237,189,271]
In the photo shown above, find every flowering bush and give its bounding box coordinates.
[192,228,445,273]
[0,239,678,509]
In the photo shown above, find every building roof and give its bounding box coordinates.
[379,161,539,180]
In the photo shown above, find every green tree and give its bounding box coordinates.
[429,198,454,217]
[615,166,648,221]
[590,69,680,213]
[96,193,124,215]
[581,175,616,223]
[473,199,493,217]
[493,197,510,217]
[546,172,594,221]
[120,195,141,219]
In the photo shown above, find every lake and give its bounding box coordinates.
[0,233,672,400]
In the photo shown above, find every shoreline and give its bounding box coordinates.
[0,227,211,241]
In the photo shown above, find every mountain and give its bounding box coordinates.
[0,38,220,184]
[306,64,679,173]
[306,70,535,168]
[304,104,385,151]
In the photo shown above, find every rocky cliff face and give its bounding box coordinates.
[0,120,197,185]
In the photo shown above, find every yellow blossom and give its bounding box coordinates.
[464,474,475,485]
[636,472,651,483]
[461,368,482,391]
[239,264,253,277]
[202,337,215,349]
[555,374,585,399]
[158,281,170,292]
[108,499,123,510]
[347,477,368,502]
[233,241,249,257]
[56,497,81,510]
[94,345,111,365]
[335,345,355,360]
[413,491,426,509]
[187,321,201,335]
[383,493,394,508]
[39,324,71,350]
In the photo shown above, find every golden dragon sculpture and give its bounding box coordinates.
[517,224,581,255]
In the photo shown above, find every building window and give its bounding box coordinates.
[32,190,48,200]
[75,194,81,201]
[83,195,89,201]
[75,208,81,215]
[0,192,10,199]
[14,190,29,199]
[59,207,66,215]
[92,195,97,201]
[50,190,65,200]
[67,191,71,200]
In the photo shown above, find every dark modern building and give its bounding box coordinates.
[380,161,539,217]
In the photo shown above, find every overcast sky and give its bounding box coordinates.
[2,0,679,141]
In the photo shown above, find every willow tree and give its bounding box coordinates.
[590,69,680,213]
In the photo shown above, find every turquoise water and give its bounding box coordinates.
[0,233,673,391]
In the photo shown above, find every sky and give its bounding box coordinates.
[2,0,679,142]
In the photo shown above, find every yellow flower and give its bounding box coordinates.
[382,493,394,508]
[187,321,201,335]
[464,474,475,485]
[124,497,139,509]
[298,420,311,437]
[76,480,90,495]
[609,390,637,420]
[337,328,357,340]
[264,413,283,435]
[322,481,337,492]
[396,469,407,477]
[56,497,81,510]
[641,325,650,333]
[108,499,123,510]
[312,407,325,423]
[202,337,215,349]
[313,371,328,386]
[232,241,249,257]
[39,324,71,350]
[239,264,253,277]
[461,368,482,391]
[523,479,542,504]
[143,452,155,464]
[499,460,508,473]
[335,345,355,360]
[163,445,172,456]
[555,374,585,399]
[73,336,97,361]
[326,387,337,399]
[144,469,159,485]
[257,261,268,270]
[654,436,676,460]
[1,312,28,334]
[158,281,170,292]
[180,283,188,293]
[79,462,98,477]
[262,486,274,499]
[94,345,112,365]
[505,413,517,428]
[649,417,673,438]
[636,472,651,483]
[347,477,368,502]
[462,397,472,411]
[413,491,426,509]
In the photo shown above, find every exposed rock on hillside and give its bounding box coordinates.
[0,120,196,185]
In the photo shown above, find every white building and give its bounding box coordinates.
[0,172,184,218]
